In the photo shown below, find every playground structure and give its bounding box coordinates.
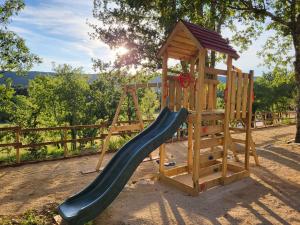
[156,20,258,195]
[58,20,259,224]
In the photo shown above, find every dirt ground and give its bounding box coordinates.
[0,125,299,225]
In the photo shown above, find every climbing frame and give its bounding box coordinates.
[157,20,258,195]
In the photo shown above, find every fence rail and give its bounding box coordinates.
[0,111,296,166]
[253,111,296,128]
[0,119,153,165]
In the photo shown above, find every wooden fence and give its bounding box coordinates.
[0,111,296,166]
[0,120,153,165]
[253,111,296,128]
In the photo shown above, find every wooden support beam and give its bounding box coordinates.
[192,49,206,192]
[245,71,254,171]
[111,123,142,132]
[222,56,233,180]
[187,121,193,173]
[96,92,126,171]
[159,52,168,174]
[15,127,21,164]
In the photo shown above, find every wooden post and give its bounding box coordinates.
[63,128,68,157]
[245,70,254,171]
[222,56,233,181]
[159,52,168,174]
[96,92,126,171]
[187,60,195,173]
[15,127,21,164]
[192,49,206,192]
[130,88,153,159]
[187,121,193,173]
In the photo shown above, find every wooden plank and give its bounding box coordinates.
[222,56,233,179]
[200,137,223,149]
[169,79,175,111]
[183,78,189,108]
[199,148,223,164]
[172,36,198,47]
[223,170,249,185]
[111,123,141,132]
[193,49,206,192]
[164,165,188,176]
[167,46,196,55]
[245,71,254,171]
[189,60,195,110]
[175,79,182,110]
[15,127,21,164]
[169,41,198,51]
[199,162,222,177]
[187,111,225,122]
[241,74,249,118]
[201,125,223,136]
[236,71,243,119]
[202,84,207,110]
[168,51,193,61]
[159,174,198,196]
[207,82,214,110]
[227,163,244,173]
[187,121,193,173]
[63,129,68,157]
[198,174,222,192]
[230,71,237,119]
[205,67,228,76]
[159,52,168,174]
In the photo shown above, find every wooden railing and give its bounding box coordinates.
[0,120,153,165]
[253,111,296,128]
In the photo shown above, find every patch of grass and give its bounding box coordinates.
[0,203,58,225]
[108,135,132,152]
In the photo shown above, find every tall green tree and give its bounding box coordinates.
[91,0,235,69]
[227,1,300,142]
[0,0,41,121]
[0,0,41,73]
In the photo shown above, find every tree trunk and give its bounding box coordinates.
[294,40,300,142]
[293,21,300,142]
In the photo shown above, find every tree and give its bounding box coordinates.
[91,0,236,70]
[227,1,300,142]
[0,0,41,122]
[0,0,41,73]
[254,68,296,112]
[140,89,159,119]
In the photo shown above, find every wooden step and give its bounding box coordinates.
[199,147,223,164]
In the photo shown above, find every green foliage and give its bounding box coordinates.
[140,89,159,119]
[254,68,296,112]
[108,136,132,152]
[91,1,237,69]
[0,0,41,73]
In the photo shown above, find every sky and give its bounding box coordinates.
[8,0,273,75]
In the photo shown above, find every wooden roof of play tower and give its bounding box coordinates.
[158,20,239,60]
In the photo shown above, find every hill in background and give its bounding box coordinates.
[1,71,230,87]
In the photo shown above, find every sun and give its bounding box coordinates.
[114,46,129,56]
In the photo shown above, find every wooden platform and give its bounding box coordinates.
[159,161,249,195]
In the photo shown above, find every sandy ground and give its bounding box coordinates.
[0,125,299,224]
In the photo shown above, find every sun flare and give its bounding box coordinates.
[114,46,129,56]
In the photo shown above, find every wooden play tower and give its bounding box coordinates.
[157,20,258,195]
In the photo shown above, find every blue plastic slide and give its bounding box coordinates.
[58,107,188,225]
